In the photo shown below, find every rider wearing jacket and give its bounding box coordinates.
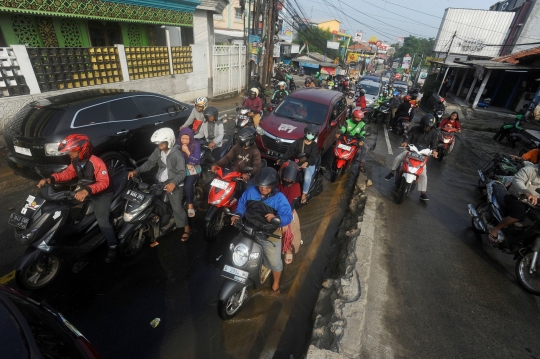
[356,89,367,109]
[385,114,439,201]
[37,134,118,262]
[194,106,225,161]
[248,74,265,96]
[272,82,289,104]
[337,108,369,172]
[243,88,263,127]
[180,97,207,132]
[493,114,524,142]
[390,95,411,129]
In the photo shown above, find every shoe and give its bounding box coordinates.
[420,194,429,201]
[384,173,394,181]
[105,246,117,263]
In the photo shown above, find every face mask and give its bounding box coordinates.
[306,134,315,141]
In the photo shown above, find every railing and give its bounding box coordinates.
[0,48,30,97]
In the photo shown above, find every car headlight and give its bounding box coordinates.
[256,126,266,136]
[232,243,250,266]
[44,143,64,156]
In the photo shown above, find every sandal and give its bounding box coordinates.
[271,286,281,295]
[285,253,293,264]
[301,194,307,204]
[188,208,196,218]
[359,165,366,173]
[181,229,191,242]
[488,232,499,244]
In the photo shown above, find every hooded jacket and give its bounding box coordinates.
[183,108,205,129]
[178,127,201,165]
[403,125,438,150]
[135,144,186,186]
[194,120,224,147]
[215,143,262,175]
[50,155,111,195]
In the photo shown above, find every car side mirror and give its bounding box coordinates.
[330,120,338,128]
[270,217,281,226]
[242,166,253,174]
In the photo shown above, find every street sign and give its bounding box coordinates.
[327,41,340,50]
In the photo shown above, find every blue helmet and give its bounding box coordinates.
[393,91,399,96]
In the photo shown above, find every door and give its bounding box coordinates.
[133,95,190,132]
[88,21,123,46]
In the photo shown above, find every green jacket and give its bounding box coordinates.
[339,118,366,140]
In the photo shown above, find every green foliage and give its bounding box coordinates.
[394,36,435,68]
[421,73,441,104]
[294,25,339,58]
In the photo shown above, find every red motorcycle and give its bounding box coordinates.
[330,134,359,182]
[394,144,432,204]
[436,127,458,161]
[204,165,252,239]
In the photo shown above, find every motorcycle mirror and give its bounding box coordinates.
[242,166,253,174]
[35,167,46,179]
[129,158,137,167]
[270,217,281,226]
[330,120,338,128]
[223,208,232,215]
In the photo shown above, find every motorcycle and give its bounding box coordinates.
[434,110,444,127]
[289,79,297,92]
[477,153,523,190]
[235,105,255,137]
[393,115,412,135]
[347,90,355,99]
[394,144,432,204]
[281,154,324,206]
[469,184,540,295]
[372,101,391,124]
[12,169,132,290]
[436,127,458,161]
[217,210,282,319]
[330,134,360,183]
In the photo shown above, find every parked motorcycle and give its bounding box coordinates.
[394,145,432,204]
[217,211,281,319]
[330,134,360,183]
[469,184,540,295]
[436,127,458,161]
[12,169,132,290]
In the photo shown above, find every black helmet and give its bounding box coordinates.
[204,106,218,121]
[420,114,436,128]
[254,167,279,187]
[253,74,260,81]
[359,89,366,96]
[237,127,256,147]
[280,161,299,183]
[304,124,319,140]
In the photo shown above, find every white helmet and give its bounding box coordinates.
[278,81,287,88]
[250,88,259,96]
[195,97,208,110]
[151,128,176,149]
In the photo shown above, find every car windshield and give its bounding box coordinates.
[361,83,380,96]
[274,97,328,125]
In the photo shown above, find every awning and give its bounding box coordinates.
[457,60,540,71]
[428,60,471,68]
[214,29,245,38]
[291,56,337,67]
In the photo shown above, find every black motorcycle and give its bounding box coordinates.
[372,101,391,124]
[217,211,281,319]
[434,110,444,127]
[234,106,256,140]
[289,79,297,92]
[393,115,412,135]
[12,169,133,290]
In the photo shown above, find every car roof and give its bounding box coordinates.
[288,88,343,104]
[360,76,380,82]
[30,89,159,109]
[394,81,408,86]
[359,80,380,86]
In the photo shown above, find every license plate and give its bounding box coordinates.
[14,145,32,156]
[8,213,30,229]
[123,189,145,204]
[338,143,352,151]
[222,265,249,284]
[267,150,280,157]
[211,178,229,190]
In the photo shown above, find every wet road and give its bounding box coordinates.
[359,119,540,358]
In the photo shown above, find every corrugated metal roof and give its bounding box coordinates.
[459,60,540,70]
[428,60,471,68]
[494,46,540,64]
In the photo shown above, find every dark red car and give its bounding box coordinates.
[255,89,348,160]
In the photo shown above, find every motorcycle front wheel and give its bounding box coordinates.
[217,288,248,320]
[16,254,61,290]
[515,251,540,295]
[118,227,146,261]
[395,178,411,204]
[330,166,342,183]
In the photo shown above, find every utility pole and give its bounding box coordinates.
[444,31,456,63]
[263,0,276,86]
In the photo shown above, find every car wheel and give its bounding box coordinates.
[100,152,129,173]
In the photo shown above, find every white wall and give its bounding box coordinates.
[193,9,215,96]
[514,1,540,53]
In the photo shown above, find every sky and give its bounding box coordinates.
[297,0,498,44]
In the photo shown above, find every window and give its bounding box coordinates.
[134,96,179,117]
[107,98,143,122]
[73,104,108,128]
[274,97,329,125]
[235,8,243,20]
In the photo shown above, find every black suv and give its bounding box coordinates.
[3,89,192,179]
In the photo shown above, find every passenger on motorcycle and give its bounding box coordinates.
[390,95,411,129]
[272,81,289,104]
[336,108,369,173]
[409,94,419,121]
[493,114,524,142]
[194,106,225,162]
[516,147,540,164]
[439,112,462,132]
[212,127,261,189]
[356,89,367,109]
[433,97,446,113]
[277,162,302,264]
[389,91,401,119]
[243,88,263,127]
[180,96,207,133]
[248,74,265,96]
[128,128,191,241]
[38,134,118,262]
[231,167,293,293]
[305,78,316,88]
[178,127,201,218]
[278,124,320,204]
[385,114,439,201]
[488,164,540,243]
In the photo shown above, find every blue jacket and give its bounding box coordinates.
[235,186,293,226]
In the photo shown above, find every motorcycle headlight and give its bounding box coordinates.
[256,126,266,136]
[21,229,38,240]
[232,243,250,266]
[44,143,64,156]
[211,185,234,205]
[123,200,149,222]
[408,166,419,174]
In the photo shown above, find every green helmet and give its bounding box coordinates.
[314,72,320,78]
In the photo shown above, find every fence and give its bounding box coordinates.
[0,47,30,97]
[212,45,246,96]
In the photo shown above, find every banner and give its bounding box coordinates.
[291,44,300,53]
[273,43,281,58]
[320,66,336,75]
[327,41,340,50]
[354,32,363,43]
[347,52,359,63]
[249,35,260,55]
[299,62,319,69]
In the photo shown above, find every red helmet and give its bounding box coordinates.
[438,97,445,103]
[352,109,365,121]
[58,134,92,160]
[403,95,410,102]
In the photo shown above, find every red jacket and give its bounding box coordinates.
[243,97,263,112]
[356,96,366,109]
[51,155,111,195]
[439,118,461,131]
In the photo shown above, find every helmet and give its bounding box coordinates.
[420,114,436,128]
[304,124,319,140]
[278,81,287,88]
[314,72,320,78]
[195,97,208,110]
[305,78,312,85]
[393,91,399,96]
[254,167,279,188]
[438,97,445,103]
[352,108,365,121]
[253,74,260,81]
[58,134,92,161]
[204,106,219,122]
[237,127,256,147]
[250,88,259,97]
[359,89,366,96]
[403,95,410,102]
[151,128,176,149]
[279,161,299,184]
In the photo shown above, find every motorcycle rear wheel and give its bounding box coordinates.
[395,178,410,204]
[205,210,226,240]
[515,251,540,295]
[16,254,61,290]
[330,167,342,183]
[118,227,146,261]
[217,288,248,320]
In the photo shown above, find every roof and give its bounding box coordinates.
[293,55,338,67]
[289,88,343,104]
[459,59,540,70]
[494,46,540,64]
[428,60,473,68]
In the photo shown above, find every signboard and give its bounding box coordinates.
[327,41,340,50]
[291,44,300,53]
[402,54,412,69]
[346,52,359,63]
[300,62,319,69]
[281,23,293,43]
[354,32,363,43]
[249,35,260,55]
[368,36,378,45]
[273,43,281,58]
[425,56,443,65]
[320,67,336,75]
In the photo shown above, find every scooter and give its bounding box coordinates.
[469,185,540,295]
[394,144,432,204]
[217,210,282,320]
[393,115,412,135]
[12,169,132,290]
[436,127,458,161]
[434,110,444,127]
[330,134,360,183]
[477,153,523,190]
[372,101,391,124]
[282,154,324,206]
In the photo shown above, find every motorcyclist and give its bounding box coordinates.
[276,162,302,264]
[212,127,261,188]
[439,112,462,132]
[180,97,207,133]
[390,95,411,129]
[37,134,118,262]
[313,72,322,87]
[389,91,401,119]
[231,167,293,293]
[194,106,225,162]
[305,78,316,88]
[128,128,190,241]
[336,108,369,173]
[356,89,367,109]
[488,164,540,243]
[243,88,263,127]
[278,124,319,204]
[272,81,289,104]
[275,66,292,85]
[409,94,419,122]
[493,113,524,142]
[248,74,265,96]
[384,114,439,201]
[433,97,446,114]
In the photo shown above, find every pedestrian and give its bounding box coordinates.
[178,127,201,218]
[276,161,302,264]
[180,97,207,133]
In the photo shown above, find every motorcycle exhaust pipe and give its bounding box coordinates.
[468,204,487,233]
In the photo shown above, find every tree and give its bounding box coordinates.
[393,36,435,68]
[294,25,339,58]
